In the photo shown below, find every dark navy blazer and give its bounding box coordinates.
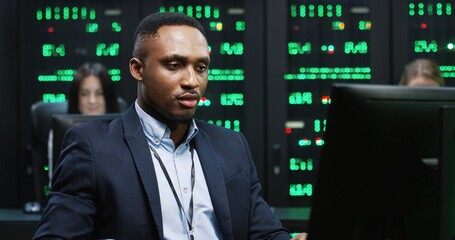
[33,105,291,240]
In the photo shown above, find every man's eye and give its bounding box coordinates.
[168,63,182,69]
[197,65,207,72]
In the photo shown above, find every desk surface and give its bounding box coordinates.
[0,207,309,222]
[0,207,309,238]
[0,208,42,222]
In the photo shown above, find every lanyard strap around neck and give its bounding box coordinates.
[149,144,195,240]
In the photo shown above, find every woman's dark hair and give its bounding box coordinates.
[399,58,445,86]
[67,62,120,114]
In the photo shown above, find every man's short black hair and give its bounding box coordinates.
[132,12,206,60]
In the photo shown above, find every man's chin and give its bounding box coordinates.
[171,113,195,123]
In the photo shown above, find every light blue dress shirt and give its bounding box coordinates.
[135,101,222,240]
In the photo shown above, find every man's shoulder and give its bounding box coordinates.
[71,114,123,136]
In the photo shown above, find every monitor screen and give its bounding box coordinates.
[440,106,455,240]
[51,113,121,176]
[308,83,455,240]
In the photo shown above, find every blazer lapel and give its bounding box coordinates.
[193,129,234,240]
[122,106,164,239]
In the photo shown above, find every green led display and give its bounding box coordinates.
[42,44,65,57]
[39,68,120,82]
[298,138,311,146]
[96,43,119,56]
[314,119,326,132]
[409,2,452,16]
[38,75,72,82]
[220,42,243,55]
[206,120,240,132]
[284,67,371,80]
[159,5,220,19]
[358,20,371,30]
[209,21,223,31]
[208,69,244,81]
[38,69,74,82]
[290,4,342,18]
[440,65,455,78]
[37,7,95,21]
[86,23,98,33]
[112,22,122,32]
[56,69,77,76]
[108,69,121,81]
[289,184,312,196]
[37,10,42,20]
[290,158,313,171]
[345,41,368,54]
[288,42,311,55]
[294,42,369,54]
[414,40,437,53]
[42,93,66,103]
[289,92,312,105]
[235,21,245,31]
[220,93,244,106]
[321,44,336,54]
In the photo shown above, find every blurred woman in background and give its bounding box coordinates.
[67,62,120,114]
[399,58,445,87]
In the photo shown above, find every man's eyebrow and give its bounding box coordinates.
[160,54,210,64]
[160,54,185,63]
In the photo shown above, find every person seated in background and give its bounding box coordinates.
[48,62,121,181]
[67,62,120,114]
[399,58,445,87]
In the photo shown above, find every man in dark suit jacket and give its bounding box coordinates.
[33,12,308,240]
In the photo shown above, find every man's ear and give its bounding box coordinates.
[129,57,143,81]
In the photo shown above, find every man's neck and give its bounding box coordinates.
[169,122,190,147]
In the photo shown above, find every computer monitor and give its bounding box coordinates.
[308,83,455,240]
[440,106,455,240]
[51,113,121,175]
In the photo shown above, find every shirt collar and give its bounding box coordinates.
[134,100,198,147]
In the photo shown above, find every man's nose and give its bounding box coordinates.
[182,67,199,88]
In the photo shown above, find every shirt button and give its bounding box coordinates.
[183,187,188,193]
[154,139,159,144]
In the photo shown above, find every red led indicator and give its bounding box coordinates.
[200,97,207,102]
[285,127,292,134]
[420,23,427,29]
[48,26,54,33]
[327,45,335,54]
[321,96,331,104]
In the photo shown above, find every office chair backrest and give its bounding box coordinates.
[30,100,68,205]
[31,101,68,145]
[31,97,128,143]
[117,97,129,112]
[30,98,128,205]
